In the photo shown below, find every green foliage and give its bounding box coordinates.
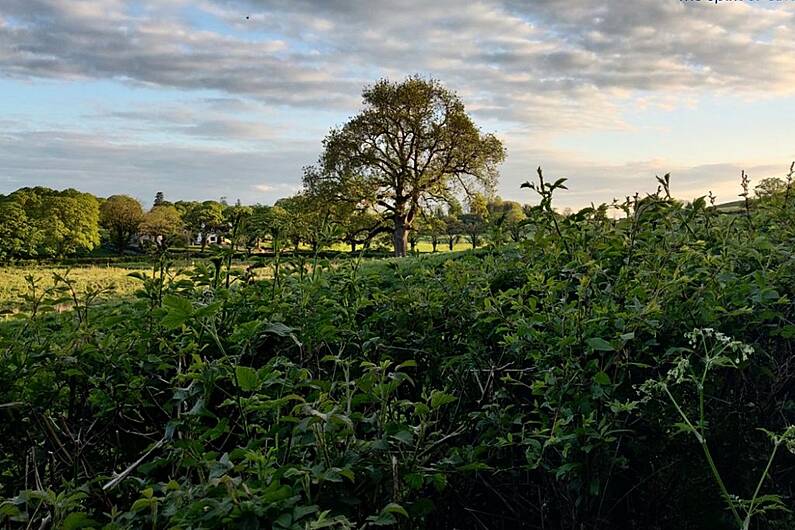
[306,75,505,256]
[1,172,795,529]
[100,195,145,254]
[184,201,225,250]
[0,201,39,261]
[2,187,101,258]
[140,205,184,250]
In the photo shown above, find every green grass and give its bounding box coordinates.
[0,265,142,312]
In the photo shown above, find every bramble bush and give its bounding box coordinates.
[1,171,794,529]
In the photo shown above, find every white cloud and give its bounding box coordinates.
[253,182,299,193]
[1,0,794,205]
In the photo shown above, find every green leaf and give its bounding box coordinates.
[382,503,409,518]
[161,295,193,329]
[131,498,153,512]
[587,337,615,352]
[593,371,611,386]
[262,322,302,347]
[430,390,457,409]
[235,366,259,392]
[391,430,413,444]
[432,473,448,492]
[62,512,98,530]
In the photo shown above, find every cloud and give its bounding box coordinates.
[0,126,317,204]
[0,0,358,107]
[3,0,794,128]
[253,182,300,193]
[1,0,794,206]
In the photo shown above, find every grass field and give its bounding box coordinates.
[0,265,142,312]
[0,241,476,310]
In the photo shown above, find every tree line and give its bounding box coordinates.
[0,183,533,260]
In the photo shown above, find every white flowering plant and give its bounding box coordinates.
[638,328,794,530]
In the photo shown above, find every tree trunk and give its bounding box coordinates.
[448,237,454,251]
[393,215,409,257]
[350,241,356,253]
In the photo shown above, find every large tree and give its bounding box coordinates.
[307,76,505,256]
[100,195,144,254]
[140,205,183,249]
[7,187,100,257]
[184,201,224,250]
[0,201,38,261]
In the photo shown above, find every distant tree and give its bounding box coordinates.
[265,206,292,252]
[754,177,787,200]
[460,193,488,249]
[303,166,386,252]
[172,200,194,217]
[0,201,38,261]
[442,198,464,250]
[340,209,381,252]
[408,216,422,253]
[420,207,447,252]
[2,188,100,257]
[460,214,485,249]
[100,195,144,254]
[274,194,331,252]
[140,205,183,250]
[153,191,165,207]
[243,205,275,252]
[307,76,505,256]
[444,216,462,251]
[487,197,526,243]
[38,190,100,257]
[223,204,253,253]
[184,201,225,250]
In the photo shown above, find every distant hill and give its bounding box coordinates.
[715,199,745,213]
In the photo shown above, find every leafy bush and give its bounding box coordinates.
[1,176,794,529]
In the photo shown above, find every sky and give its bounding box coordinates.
[1,0,795,209]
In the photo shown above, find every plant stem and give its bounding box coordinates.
[664,386,743,527]
[744,441,780,529]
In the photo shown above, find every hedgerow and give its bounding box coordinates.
[1,174,794,529]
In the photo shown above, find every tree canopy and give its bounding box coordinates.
[100,195,144,254]
[140,205,184,249]
[1,187,100,258]
[305,76,505,256]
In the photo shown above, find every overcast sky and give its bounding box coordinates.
[1,0,794,208]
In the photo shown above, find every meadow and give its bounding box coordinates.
[0,242,475,313]
[1,185,794,529]
[0,266,141,314]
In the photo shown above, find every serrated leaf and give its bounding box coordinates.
[161,295,193,329]
[430,390,457,409]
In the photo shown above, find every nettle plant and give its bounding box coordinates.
[639,328,795,529]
